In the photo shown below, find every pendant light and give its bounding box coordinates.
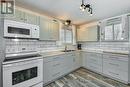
[80,0,93,16]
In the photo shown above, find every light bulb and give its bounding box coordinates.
[82,8,85,11]
[90,13,93,16]
[80,6,83,9]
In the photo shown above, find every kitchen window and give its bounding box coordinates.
[61,27,73,44]
[103,16,129,41]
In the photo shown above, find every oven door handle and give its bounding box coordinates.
[3,59,43,68]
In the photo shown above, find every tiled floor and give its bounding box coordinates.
[44,68,130,87]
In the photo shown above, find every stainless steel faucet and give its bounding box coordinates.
[65,45,67,51]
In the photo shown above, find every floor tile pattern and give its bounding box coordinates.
[44,68,130,87]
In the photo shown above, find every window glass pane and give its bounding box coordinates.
[114,24,123,40]
[104,25,113,40]
[60,29,65,43]
[65,29,72,43]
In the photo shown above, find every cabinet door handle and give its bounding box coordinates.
[53,57,59,60]
[53,63,60,67]
[25,19,27,21]
[52,72,60,77]
[91,59,97,62]
[20,18,23,20]
[109,63,119,66]
[109,71,119,76]
[90,65,97,69]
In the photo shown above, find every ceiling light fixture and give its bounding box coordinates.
[64,20,71,26]
[80,0,93,16]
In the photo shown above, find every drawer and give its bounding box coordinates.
[87,62,102,72]
[87,57,102,66]
[103,67,128,82]
[103,58,128,71]
[103,54,128,62]
[43,57,53,63]
[86,52,102,58]
[51,71,62,80]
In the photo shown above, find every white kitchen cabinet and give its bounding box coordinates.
[5,9,39,25]
[40,17,59,41]
[77,25,99,42]
[43,52,82,85]
[43,57,54,84]
[73,52,82,69]
[64,53,74,73]
[82,52,103,73]
[43,53,76,85]
[103,53,129,83]
[43,55,65,84]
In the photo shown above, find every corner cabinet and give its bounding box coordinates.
[77,25,99,42]
[39,17,59,41]
[82,52,103,73]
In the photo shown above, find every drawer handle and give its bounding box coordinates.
[53,63,60,67]
[90,66,96,69]
[109,71,119,75]
[91,59,97,61]
[52,72,60,77]
[109,63,119,66]
[53,57,59,60]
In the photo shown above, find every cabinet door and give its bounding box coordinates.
[64,54,74,73]
[77,28,87,41]
[24,12,39,25]
[73,52,81,69]
[82,52,87,67]
[43,60,53,84]
[52,22,59,40]
[48,21,59,40]
[39,17,50,40]
[77,26,98,41]
[5,9,25,22]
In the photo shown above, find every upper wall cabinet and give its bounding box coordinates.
[100,15,129,41]
[24,12,39,25]
[77,25,99,42]
[4,9,39,25]
[39,17,59,41]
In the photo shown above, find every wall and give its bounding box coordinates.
[0,18,5,87]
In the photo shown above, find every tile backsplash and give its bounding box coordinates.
[5,38,62,54]
[80,42,129,51]
[6,38,130,54]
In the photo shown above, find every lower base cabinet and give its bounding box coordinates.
[82,52,103,73]
[103,53,129,83]
[43,52,81,85]
[43,51,129,85]
[82,51,129,84]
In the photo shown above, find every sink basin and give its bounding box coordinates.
[61,50,76,52]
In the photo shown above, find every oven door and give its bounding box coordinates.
[3,58,43,87]
[4,20,32,38]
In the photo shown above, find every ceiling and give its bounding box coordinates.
[15,0,130,25]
